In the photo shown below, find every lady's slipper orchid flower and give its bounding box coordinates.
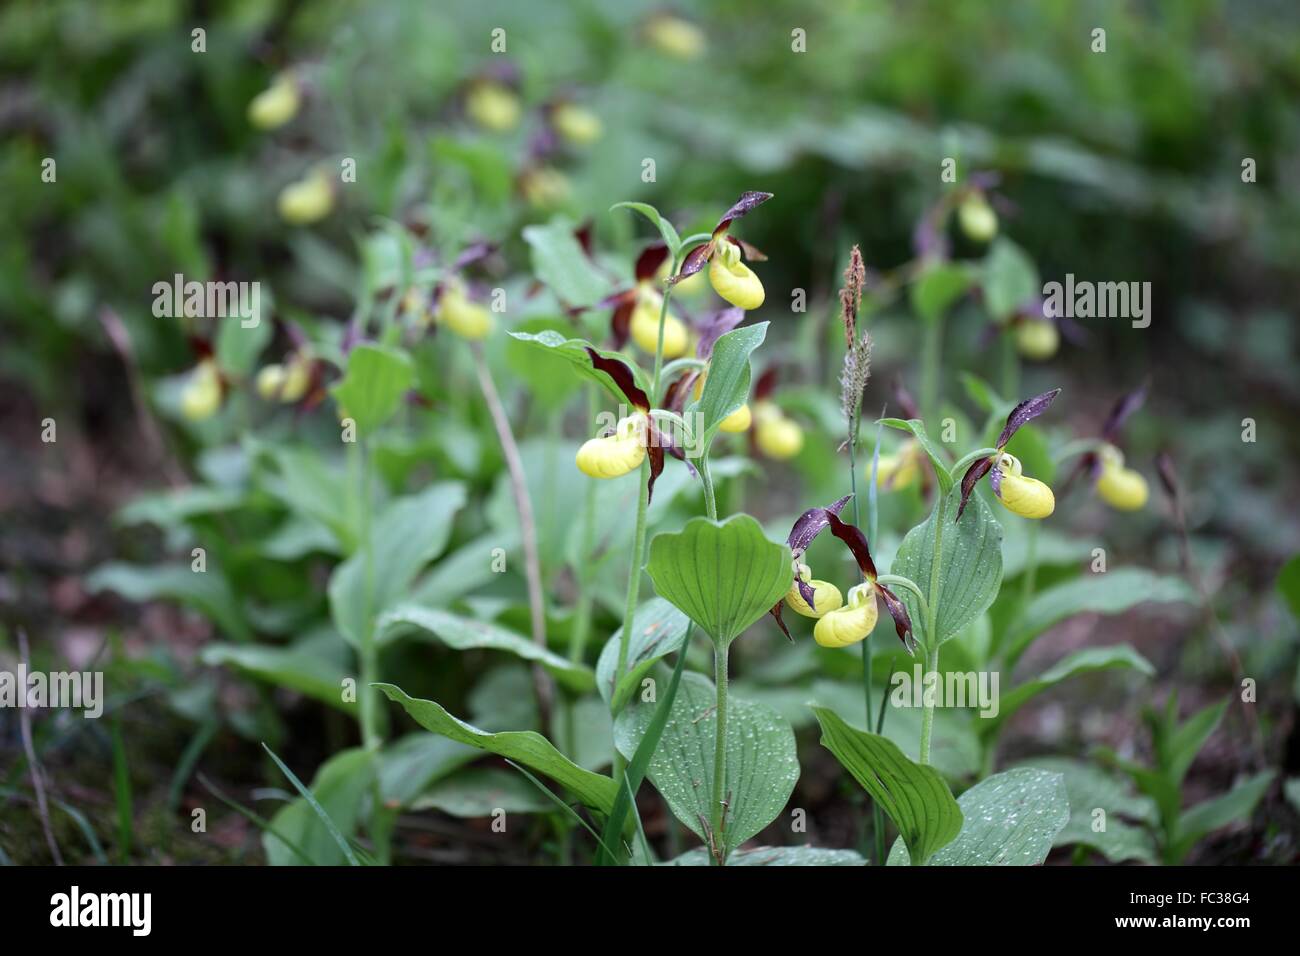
[957,388,1062,521]
[672,191,771,311]
[603,244,691,358]
[1015,315,1060,361]
[768,496,914,652]
[741,366,802,460]
[180,358,222,422]
[1061,385,1150,511]
[435,281,494,341]
[278,168,334,225]
[248,73,301,130]
[644,14,707,60]
[465,67,522,132]
[549,101,603,147]
[574,349,677,502]
[257,347,317,404]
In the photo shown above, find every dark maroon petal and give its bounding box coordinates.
[451,240,496,271]
[713,191,773,235]
[727,236,767,262]
[988,463,1003,498]
[786,494,853,556]
[911,210,950,261]
[1155,450,1180,502]
[664,370,698,413]
[797,578,818,609]
[595,287,635,311]
[609,299,634,349]
[584,346,650,412]
[1056,454,1097,499]
[875,584,916,654]
[672,241,713,283]
[824,511,878,581]
[695,307,745,359]
[956,456,995,522]
[768,600,793,642]
[646,440,664,505]
[573,221,595,259]
[753,365,779,401]
[1057,314,1092,347]
[967,170,1002,191]
[1101,382,1148,442]
[634,243,671,282]
[995,388,1062,449]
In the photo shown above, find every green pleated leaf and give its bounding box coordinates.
[375,683,618,816]
[984,645,1154,735]
[411,767,553,817]
[982,237,1039,319]
[1003,569,1195,666]
[889,767,1069,866]
[330,344,415,436]
[691,322,768,456]
[667,845,865,866]
[812,707,961,865]
[911,261,973,324]
[645,514,791,647]
[377,604,594,693]
[611,201,682,253]
[522,218,612,308]
[86,562,251,643]
[1172,770,1275,861]
[596,597,692,712]
[891,483,1003,647]
[614,672,798,854]
[201,638,355,714]
[1012,757,1156,864]
[507,330,650,403]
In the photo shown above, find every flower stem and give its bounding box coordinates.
[919,314,944,422]
[710,637,730,865]
[918,488,949,765]
[472,342,553,737]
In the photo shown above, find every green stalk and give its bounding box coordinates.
[710,637,730,865]
[355,439,390,864]
[919,315,944,422]
[568,389,600,668]
[917,488,949,766]
[611,262,679,780]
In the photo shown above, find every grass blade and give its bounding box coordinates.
[261,743,360,866]
[196,773,317,866]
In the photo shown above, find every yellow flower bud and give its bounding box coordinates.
[248,75,300,130]
[280,356,312,402]
[708,255,765,310]
[786,570,843,619]
[814,585,878,648]
[552,103,602,146]
[575,415,647,479]
[629,295,689,357]
[873,446,920,491]
[719,402,752,433]
[1016,319,1060,361]
[466,82,520,132]
[520,167,571,210]
[256,364,286,401]
[958,195,998,243]
[278,170,334,225]
[645,15,707,60]
[994,453,1055,519]
[437,286,494,340]
[1096,447,1148,511]
[181,359,222,422]
[755,405,803,460]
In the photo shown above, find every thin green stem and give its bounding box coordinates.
[919,315,944,422]
[699,454,718,521]
[999,330,1020,399]
[918,489,949,765]
[950,446,1002,478]
[710,638,730,865]
[611,459,650,783]
[356,439,390,865]
[569,390,600,668]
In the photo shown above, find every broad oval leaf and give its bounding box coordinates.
[330,344,415,436]
[377,605,595,693]
[264,748,372,866]
[911,261,972,324]
[812,707,962,865]
[888,767,1070,866]
[891,483,1003,647]
[1012,757,1156,864]
[645,514,792,646]
[375,684,618,816]
[523,218,611,308]
[596,597,692,711]
[614,671,798,854]
[982,237,1039,319]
